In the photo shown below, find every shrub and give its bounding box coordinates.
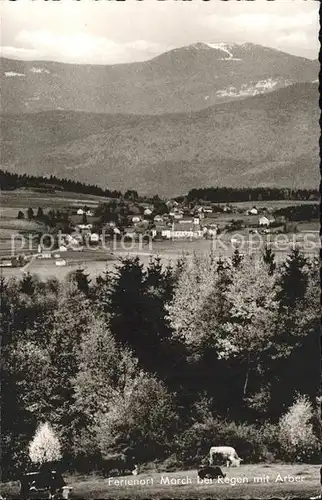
[175,418,280,466]
[160,454,184,472]
[278,394,320,462]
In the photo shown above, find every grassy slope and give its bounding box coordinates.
[1,464,321,499]
[1,83,319,196]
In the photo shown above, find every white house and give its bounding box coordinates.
[153,215,164,223]
[0,260,13,267]
[152,225,163,238]
[171,223,203,239]
[37,252,52,259]
[76,223,92,230]
[206,227,217,237]
[160,228,170,239]
[132,216,142,224]
[144,208,153,216]
[55,259,67,267]
[89,233,100,243]
[77,208,84,215]
[178,217,194,224]
[248,207,258,215]
[59,245,68,252]
[259,216,270,227]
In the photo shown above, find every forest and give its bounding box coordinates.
[1,248,321,481]
[0,170,121,199]
[1,170,319,204]
[185,187,319,203]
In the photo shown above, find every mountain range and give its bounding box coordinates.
[1,82,319,197]
[0,43,319,195]
[1,42,318,115]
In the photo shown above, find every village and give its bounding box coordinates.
[1,190,318,272]
[34,201,288,253]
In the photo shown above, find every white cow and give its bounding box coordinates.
[209,446,242,467]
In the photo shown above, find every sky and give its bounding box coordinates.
[1,0,319,65]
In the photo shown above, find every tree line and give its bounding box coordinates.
[1,249,320,480]
[185,187,319,203]
[0,170,121,199]
[2,170,319,206]
[274,204,319,222]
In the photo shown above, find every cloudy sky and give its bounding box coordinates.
[1,0,319,64]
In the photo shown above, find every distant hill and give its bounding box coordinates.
[1,82,319,197]
[0,42,318,115]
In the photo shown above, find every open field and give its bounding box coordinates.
[226,199,318,210]
[0,228,319,280]
[0,189,109,211]
[1,464,321,499]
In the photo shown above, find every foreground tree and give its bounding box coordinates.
[29,422,62,465]
[219,257,278,398]
[166,253,217,346]
[278,395,320,462]
[96,373,178,463]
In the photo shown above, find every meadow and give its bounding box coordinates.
[1,464,321,499]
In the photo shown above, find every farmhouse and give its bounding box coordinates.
[170,223,203,239]
[55,259,66,266]
[154,214,164,223]
[0,260,13,267]
[124,227,136,238]
[89,233,100,243]
[178,217,194,224]
[76,223,92,231]
[259,216,270,227]
[259,216,275,227]
[204,226,217,237]
[37,252,52,259]
[152,225,163,238]
[132,216,142,224]
[247,207,258,215]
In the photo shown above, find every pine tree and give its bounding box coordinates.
[68,268,91,296]
[36,207,44,219]
[27,207,34,220]
[108,256,147,351]
[262,245,276,275]
[232,248,243,269]
[20,273,36,296]
[276,248,308,308]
